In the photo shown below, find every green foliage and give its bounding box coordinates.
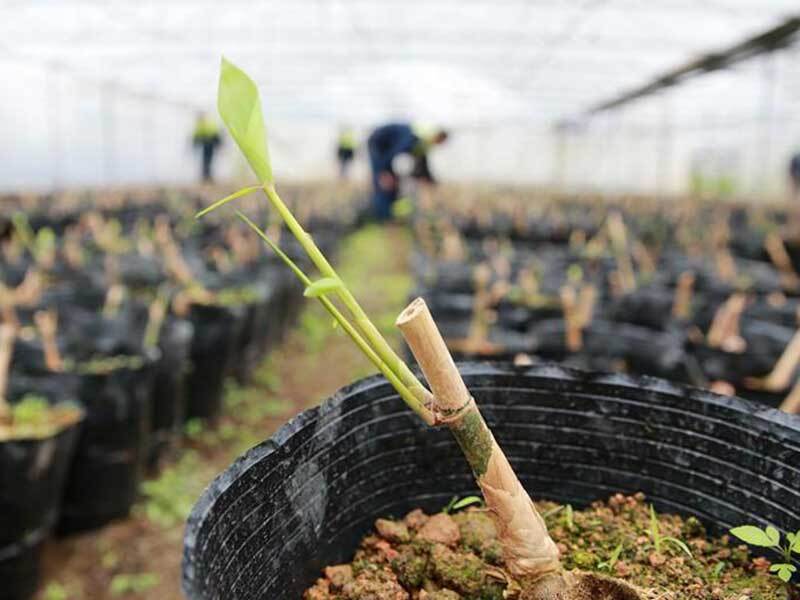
[597,542,624,572]
[140,453,206,528]
[218,58,272,184]
[564,504,575,532]
[74,354,144,375]
[443,495,484,514]
[730,524,800,585]
[2,395,81,440]
[109,573,159,596]
[730,525,781,548]
[42,582,70,600]
[649,505,692,558]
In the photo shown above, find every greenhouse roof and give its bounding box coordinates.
[2,0,798,126]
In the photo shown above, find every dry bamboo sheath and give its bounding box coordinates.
[396,297,561,579]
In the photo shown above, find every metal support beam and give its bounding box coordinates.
[575,16,800,118]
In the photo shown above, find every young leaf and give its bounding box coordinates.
[790,531,800,554]
[218,57,273,185]
[765,525,781,547]
[730,525,781,547]
[195,186,263,219]
[451,496,483,512]
[770,563,796,583]
[649,505,660,545]
[598,542,624,571]
[304,277,344,298]
[663,536,693,559]
[442,495,458,514]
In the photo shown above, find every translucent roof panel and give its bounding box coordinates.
[0,0,798,191]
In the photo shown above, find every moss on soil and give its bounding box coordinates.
[304,494,794,600]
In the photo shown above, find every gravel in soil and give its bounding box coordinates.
[304,494,793,600]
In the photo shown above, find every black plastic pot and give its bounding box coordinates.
[185,304,246,421]
[149,318,194,468]
[58,354,158,534]
[183,363,800,600]
[0,419,82,600]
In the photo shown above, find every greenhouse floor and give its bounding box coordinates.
[34,225,414,600]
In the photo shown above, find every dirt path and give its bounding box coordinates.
[35,224,414,600]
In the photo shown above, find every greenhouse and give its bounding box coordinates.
[0,2,799,599]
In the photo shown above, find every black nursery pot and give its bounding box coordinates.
[58,354,158,534]
[0,421,82,600]
[183,363,800,600]
[149,318,194,468]
[185,303,246,421]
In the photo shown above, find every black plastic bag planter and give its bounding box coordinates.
[0,416,82,600]
[182,362,800,600]
[57,352,159,534]
[149,318,194,468]
[185,303,247,421]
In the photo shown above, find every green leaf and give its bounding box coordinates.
[770,563,796,583]
[649,505,660,542]
[765,525,781,547]
[730,525,781,547]
[218,57,273,184]
[662,536,693,559]
[789,531,800,554]
[195,186,263,219]
[304,277,344,298]
[442,495,458,514]
[451,496,483,512]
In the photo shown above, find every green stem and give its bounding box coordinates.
[236,211,435,425]
[263,185,432,411]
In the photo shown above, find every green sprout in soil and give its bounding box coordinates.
[649,504,693,559]
[0,394,82,441]
[730,524,800,584]
[597,542,624,573]
[109,573,159,596]
[442,495,484,514]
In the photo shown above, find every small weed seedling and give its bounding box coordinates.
[597,542,624,572]
[730,524,800,584]
[649,504,692,558]
[442,495,484,514]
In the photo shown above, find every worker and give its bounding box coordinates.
[367,123,448,220]
[192,113,222,183]
[336,128,358,179]
[790,150,800,202]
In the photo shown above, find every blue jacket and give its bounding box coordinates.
[367,123,418,174]
[791,153,800,180]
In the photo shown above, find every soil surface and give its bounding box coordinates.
[304,494,792,600]
[34,225,414,600]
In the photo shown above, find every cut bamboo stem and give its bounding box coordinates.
[34,310,64,372]
[397,297,561,579]
[780,379,800,414]
[0,324,15,425]
[746,328,800,392]
[671,271,695,320]
[707,293,747,351]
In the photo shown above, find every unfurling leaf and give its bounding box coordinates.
[218,57,273,185]
[304,277,344,298]
[730,525,780,547]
